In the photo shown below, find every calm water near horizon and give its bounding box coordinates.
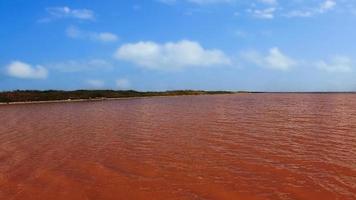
[0,94,355,200]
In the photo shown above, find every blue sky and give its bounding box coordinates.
[1,0,356,91]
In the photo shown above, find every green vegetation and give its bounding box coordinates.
[0,90,235,103]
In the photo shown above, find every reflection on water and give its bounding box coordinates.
[0,94,355,200]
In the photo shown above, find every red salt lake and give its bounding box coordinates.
[0,94,356,200]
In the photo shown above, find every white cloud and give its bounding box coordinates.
[49,59,112,72]
[6,61,48,79]
[41,6,94,22]
[285,10,314,18]
[66,26,118,43]
[248,7,276,19]
[66,26,81,37]
[86,79,105,88]
[241,47,296,71]
[116,78,131,89]
[316,56,353,72]
[159,0,343,19]
[265,48,296,70]
[95,32,118,42]
[286,0,336,18]
[320,0,336,12]
[114,40,231,70]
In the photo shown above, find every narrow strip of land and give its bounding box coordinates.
[0,90,237,105]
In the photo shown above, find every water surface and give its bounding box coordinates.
[0,94,355,199]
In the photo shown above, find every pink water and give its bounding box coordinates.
[1,94,356,199]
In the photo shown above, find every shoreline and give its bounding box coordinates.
[0,93,236,106]
[0,90,236,106]
[1,91,356,106]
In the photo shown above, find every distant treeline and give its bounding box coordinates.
[0,90,236,103]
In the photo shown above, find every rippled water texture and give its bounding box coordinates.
[0,94,356,200]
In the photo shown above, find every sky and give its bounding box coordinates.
[1,0,356,92]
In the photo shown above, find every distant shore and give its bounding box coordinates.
[1,90,356,105]
[0,97,138,105]
[0,95,231,105]
[0,90,237,105]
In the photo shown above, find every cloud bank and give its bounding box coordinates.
[316,56,353,72]
[49,59,113,73]
[6,61,48,79]
[241,47,296,71]
[115,40,231,70]
[66,26,118,43]
[44,6,95,21]
[286,0,336,18]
